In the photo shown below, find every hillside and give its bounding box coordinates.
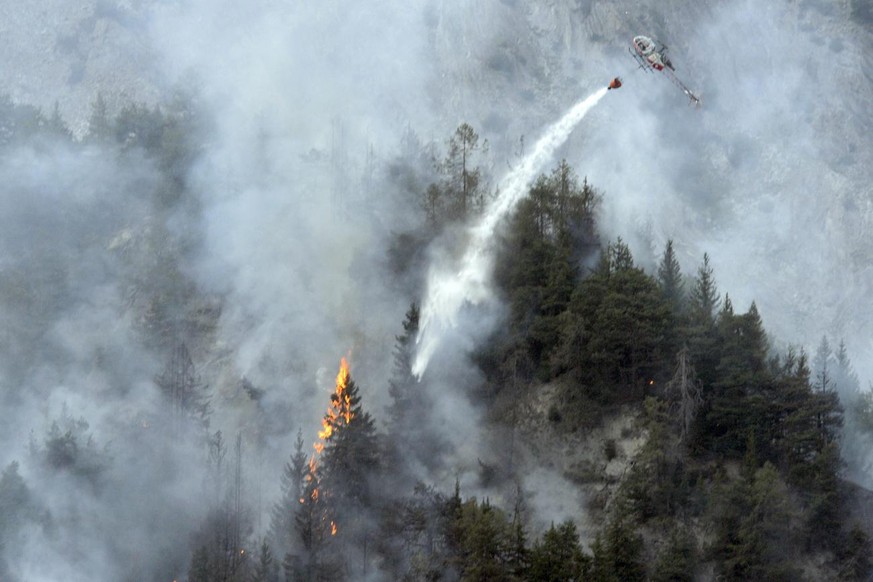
[0,1,873,581]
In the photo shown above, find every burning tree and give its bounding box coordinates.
[289,357,381,581]
[288,456,332,582]
[318,357,380,514]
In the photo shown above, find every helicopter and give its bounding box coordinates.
[630,35,701,106]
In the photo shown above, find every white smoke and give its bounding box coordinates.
[413,87,610,377]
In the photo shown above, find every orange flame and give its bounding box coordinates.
[315,357,354,450]
[301,356,353,538]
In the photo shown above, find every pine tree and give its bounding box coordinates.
[86,92,112,141]
[834,339,861,396]
[704,302,770,455]
[316,359,381,579]
[290,457,329,582]
[658,239,685,359]
[386,303,420,429]
[658,239,685,312]
[591,511,645,582]
[812,336,833,394]
[320,361,380,515]
[685,253,721,389]
[651,527,695,582]
[689,253,720,323]
[528,520,589,581]
[441,123,487,220]
[251,539,279,582]
[713,463,801,581]
[155,342,210,435]
[454,498,512,582]
[270,429,308,557]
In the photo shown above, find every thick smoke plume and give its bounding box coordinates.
[413,87,609,376]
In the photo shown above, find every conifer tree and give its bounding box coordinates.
[453,498,512,581]
[651,527,695,582]
[251,539,279,582]
[426,123,489,227]
[658,239,685,312]
[704,301,770,454]
[155,342,210,435]
[712,463,800,581]
[528,520,589,581]
[689,253,720,323]
[386,303,420,430]
[686,253,721,388]
[812,336,833,393]
[591,510,645,582]
[320,361,380,515]
[442,123,487,220]
[315,359,381,579]
[833,339,862,406]
[290,457,329,582]
[270,429,308,557]
[86,92,112,141]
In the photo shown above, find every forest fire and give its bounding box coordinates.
[314,356,355,453]
[302,357,355,537]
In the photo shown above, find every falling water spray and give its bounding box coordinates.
[413,87,610,377]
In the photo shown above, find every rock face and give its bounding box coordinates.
[0,0,160,137]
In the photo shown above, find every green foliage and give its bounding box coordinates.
[320,370,380,515]
[386,303,421,430]
[493,161,600,379]
[528,520,590,581]
[657,239,685,312]
[621,398,687,520]
[269,429,309,558]
[425,123,489,227]
[684,253,721,388]
[701,301,769,454]
[710,463,801,581]
[651,527,696,582]
[688,253,720,325]
[590,510,646,582]
[556,238,670,401]
[453,498,515,581]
